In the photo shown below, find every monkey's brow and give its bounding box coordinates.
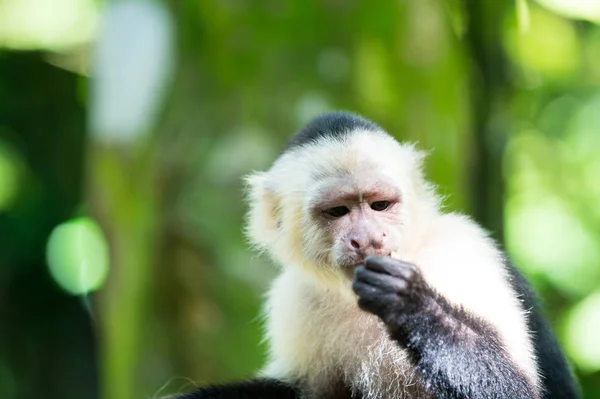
[312,187,400,208]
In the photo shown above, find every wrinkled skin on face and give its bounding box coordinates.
[308,175,404,274]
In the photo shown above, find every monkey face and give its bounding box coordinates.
[244,127,436,285]
[305,174,404,273]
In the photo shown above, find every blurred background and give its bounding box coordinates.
[0,0,599,398]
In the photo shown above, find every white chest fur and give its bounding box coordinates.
[261,270,432,399]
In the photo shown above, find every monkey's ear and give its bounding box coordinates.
[244,172,281,251]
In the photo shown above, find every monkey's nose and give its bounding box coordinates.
[348,233,385,253]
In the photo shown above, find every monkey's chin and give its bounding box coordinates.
[336,262,362,279]
[336,259,364,270]
[337,259,374,279]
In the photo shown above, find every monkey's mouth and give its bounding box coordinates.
[338,251,394,269]
[344,262,364,270]
[336,255,365,269]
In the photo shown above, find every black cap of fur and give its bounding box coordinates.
[282,111,381,153]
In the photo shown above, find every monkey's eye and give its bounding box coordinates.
[371,201,391,211]
[325,206,350,218]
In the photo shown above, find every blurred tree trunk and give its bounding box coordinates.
[86,142,159,399]
[462,0,511,241]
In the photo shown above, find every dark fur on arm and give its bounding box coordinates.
[352,256,538,399]
[167,378,300,399]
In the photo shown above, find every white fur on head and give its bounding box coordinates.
[244,129,438,288]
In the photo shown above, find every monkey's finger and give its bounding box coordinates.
[356,292,398,317]
[364,256,416,279]
[351,280,380,301]
[354,266,408,293]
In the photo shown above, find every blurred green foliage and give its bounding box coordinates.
[0,0,599,398]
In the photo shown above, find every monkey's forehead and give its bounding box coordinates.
[275,132,393,177]
[257,111,425,198]
[265,132,418,199]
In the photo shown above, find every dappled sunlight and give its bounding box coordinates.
[564,291,600,372]
[536,0,600,23]
[504,88,600,300]
[506,192,600,297]
[0,0,98,50]
[505,4,580,79]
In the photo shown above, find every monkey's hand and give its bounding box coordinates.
[351,258,540,399]
[352,256,432,331]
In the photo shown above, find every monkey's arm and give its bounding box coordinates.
[168,378,300,399]
[353,257,538,399]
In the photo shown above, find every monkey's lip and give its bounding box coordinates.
[337,260,364,269]
[338,256,366,269]
[346,263,364,269]
[340,253,393,269]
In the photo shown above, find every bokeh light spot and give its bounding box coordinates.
[46,217,109,295]
[506,192,600,297]
[294,92,331,127]
[565,92,600,159]
[505,6,579,78]
[564,291,600,372]
[318,49,349,83]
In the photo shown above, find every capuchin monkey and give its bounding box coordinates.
[172,112,579,398]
